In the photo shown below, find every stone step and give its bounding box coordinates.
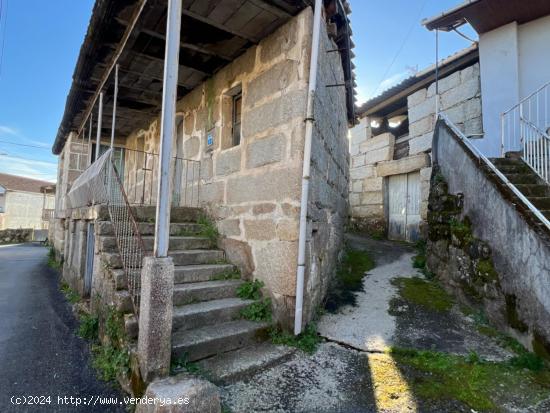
[490,157,523,166]
[169,250,225,266]
[494,164,532,174]
[98,236,212,253]
[529,197,550,210]
[96,221,203,236]
[102,249,225,269]
[96,205,202,223]
[112,263,237,290]
[173,280,243,306]
[540,210,550,220]
[172,298,253,333]
[514,184,550,197]
[196,343,295,384]
[502,173,540,185]
[171,320,270,362]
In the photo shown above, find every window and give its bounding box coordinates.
[232,92,242,146]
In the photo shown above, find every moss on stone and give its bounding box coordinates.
[532,331,550,361]
[475,259,499,283]
[391,277,454,312]
[505,294,529,333]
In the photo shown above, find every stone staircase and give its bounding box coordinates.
[489,156,550,221]
[96,206,270,363]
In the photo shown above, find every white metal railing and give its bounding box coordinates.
[501,80,550,184]
[440,112,550,231]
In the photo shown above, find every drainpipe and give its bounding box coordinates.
[154,0,182,258]
[294,0,323,335]
[435,29,440,117]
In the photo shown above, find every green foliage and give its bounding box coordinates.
[78,313,99,341]
[325,248,375,312]
[104,307,125,345]
[240,299,272,322]
[237,280,264,300]
[270,323,321,354]
[390,347,550,411]
[510,352,544,372]
[60,282,80,304]
[47,247,62,270]
[391,277,454,312]
[92,343,130,382]
[170,353,202,375]
[197,215,219,246]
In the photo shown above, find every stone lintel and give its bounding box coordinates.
[376,154,431,177]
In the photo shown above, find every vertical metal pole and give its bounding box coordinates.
[88,113,93,142]
[435,29,440,117]
[95,92,104,161]
[154,0,182,258]
[111,64,119,149]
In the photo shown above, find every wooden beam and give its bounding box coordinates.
[115,18,234,61]
[181,8,259,43]
[247,0,291,18]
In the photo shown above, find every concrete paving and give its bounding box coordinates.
[0,243,125,413]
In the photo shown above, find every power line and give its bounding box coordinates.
[0,139,51,150]
[371,0,429,96]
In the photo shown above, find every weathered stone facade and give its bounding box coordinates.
[349,62,482,237]
[53,8,350,329]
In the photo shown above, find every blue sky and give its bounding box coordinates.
[0,0,476,182]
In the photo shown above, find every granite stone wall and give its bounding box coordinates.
[349,62,482,236]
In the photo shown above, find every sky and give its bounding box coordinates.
[0,0,477,183]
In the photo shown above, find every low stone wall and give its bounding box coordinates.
[428,121,550,357]
[0,228,33,244]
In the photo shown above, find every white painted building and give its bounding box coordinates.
[424,0,550,157]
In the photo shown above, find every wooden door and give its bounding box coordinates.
[388,172,421,242]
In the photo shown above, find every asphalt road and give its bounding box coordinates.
[0,243,125,412]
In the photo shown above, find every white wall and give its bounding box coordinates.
[479,22,520,156]
[478,15,550,157]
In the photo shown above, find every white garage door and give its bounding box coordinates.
[388,171,421,242]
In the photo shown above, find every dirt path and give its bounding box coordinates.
[220,235,550,412]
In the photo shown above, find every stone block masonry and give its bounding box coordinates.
[119,8,349,329]
[348,62,482,236]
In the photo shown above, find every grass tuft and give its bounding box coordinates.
[391,277,454,312]
[78,313,99,341]
[60,282,80,304]
[270,323,320,354]
[91,344,130,382]
[170,353,202,375]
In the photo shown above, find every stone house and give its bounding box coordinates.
[349,45,481,241]
[0,173,55,230]
[50,0,354,387]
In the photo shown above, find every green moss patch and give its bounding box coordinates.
[391,277,454,312]
[390,347,550,411]
[324,248,375,312]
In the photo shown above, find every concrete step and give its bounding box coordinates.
[173,280,243,306]
[493,164,532,174]
[514,184,550,197]
[171,320,270,362]
[102,249,224,269]
[111,263,237,290]
[169,250,225,266]
[172,298,253,333]
[96,205,202,223]
[196,343,295,384]
[96,221,203,236]
[529,197,550,210]
[98,235,212,253]
[490,157,523,166]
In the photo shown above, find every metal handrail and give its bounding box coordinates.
[440,112,550,231]
[502,79,550,116]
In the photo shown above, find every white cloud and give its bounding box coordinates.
[378,71,410,94]
[0,155,57,182]
[0,125,17,136]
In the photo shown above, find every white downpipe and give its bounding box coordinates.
[294,0,323,336]
[95,92,104,161]
[154,0,182,258]
[110,64,119,149]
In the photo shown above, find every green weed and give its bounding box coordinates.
[391,277,454,312]
[237,280,264,300]
[240,299,272,322]
[78,313,99,341]
[270,323,321,354]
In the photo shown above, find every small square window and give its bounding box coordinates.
[221,84,242,150]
